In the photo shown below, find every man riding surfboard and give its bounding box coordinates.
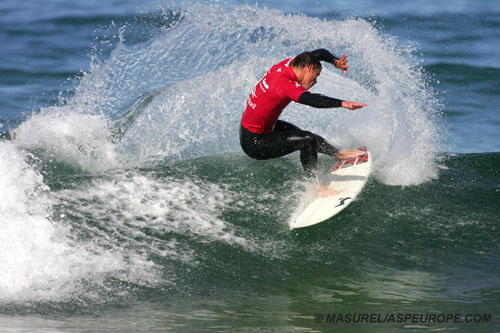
[239,49,367,197]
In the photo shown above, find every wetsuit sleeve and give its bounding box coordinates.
[310,49,340,66]
[298,92,343,108]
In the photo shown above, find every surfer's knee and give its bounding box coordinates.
[301,131,317,151]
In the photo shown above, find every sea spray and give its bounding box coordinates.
[12,111,119,173]
[47,3,442,185]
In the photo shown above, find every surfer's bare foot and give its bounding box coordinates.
[335,149,364,160]
[318,184,338,198]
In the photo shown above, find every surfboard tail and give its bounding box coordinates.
[291,150,372,230]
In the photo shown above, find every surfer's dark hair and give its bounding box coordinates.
[291,52,322,70]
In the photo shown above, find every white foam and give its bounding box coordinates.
[53,171,251,252]
[12,110,119,173]
[0,142,156,302]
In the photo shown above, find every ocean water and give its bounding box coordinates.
[0,0,499,332]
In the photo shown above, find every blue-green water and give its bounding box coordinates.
[1,1,499,331]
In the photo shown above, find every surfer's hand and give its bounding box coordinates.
[336,149,365,160]
[341,101,368,110]
[335,54,350,75]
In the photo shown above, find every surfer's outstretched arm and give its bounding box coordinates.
[298,92,367,110]
[298,92,343,108]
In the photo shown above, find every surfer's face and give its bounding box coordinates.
[300,65,321,90]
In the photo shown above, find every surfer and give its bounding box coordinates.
[239,49,367,197]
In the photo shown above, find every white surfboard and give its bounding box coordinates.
[290,148,372,229]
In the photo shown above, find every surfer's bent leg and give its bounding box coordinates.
[274,121,339,157]
[239,121,338,178]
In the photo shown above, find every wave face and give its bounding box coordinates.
[12,3,443,185]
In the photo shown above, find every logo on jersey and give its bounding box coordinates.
[251,87,258,98]
[259,78,269,92]
[247,98,256,110]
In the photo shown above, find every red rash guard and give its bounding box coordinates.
[241,57,305,134]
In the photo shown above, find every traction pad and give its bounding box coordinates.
[330,146,368,172]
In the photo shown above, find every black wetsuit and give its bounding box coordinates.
[240,121,339,177]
